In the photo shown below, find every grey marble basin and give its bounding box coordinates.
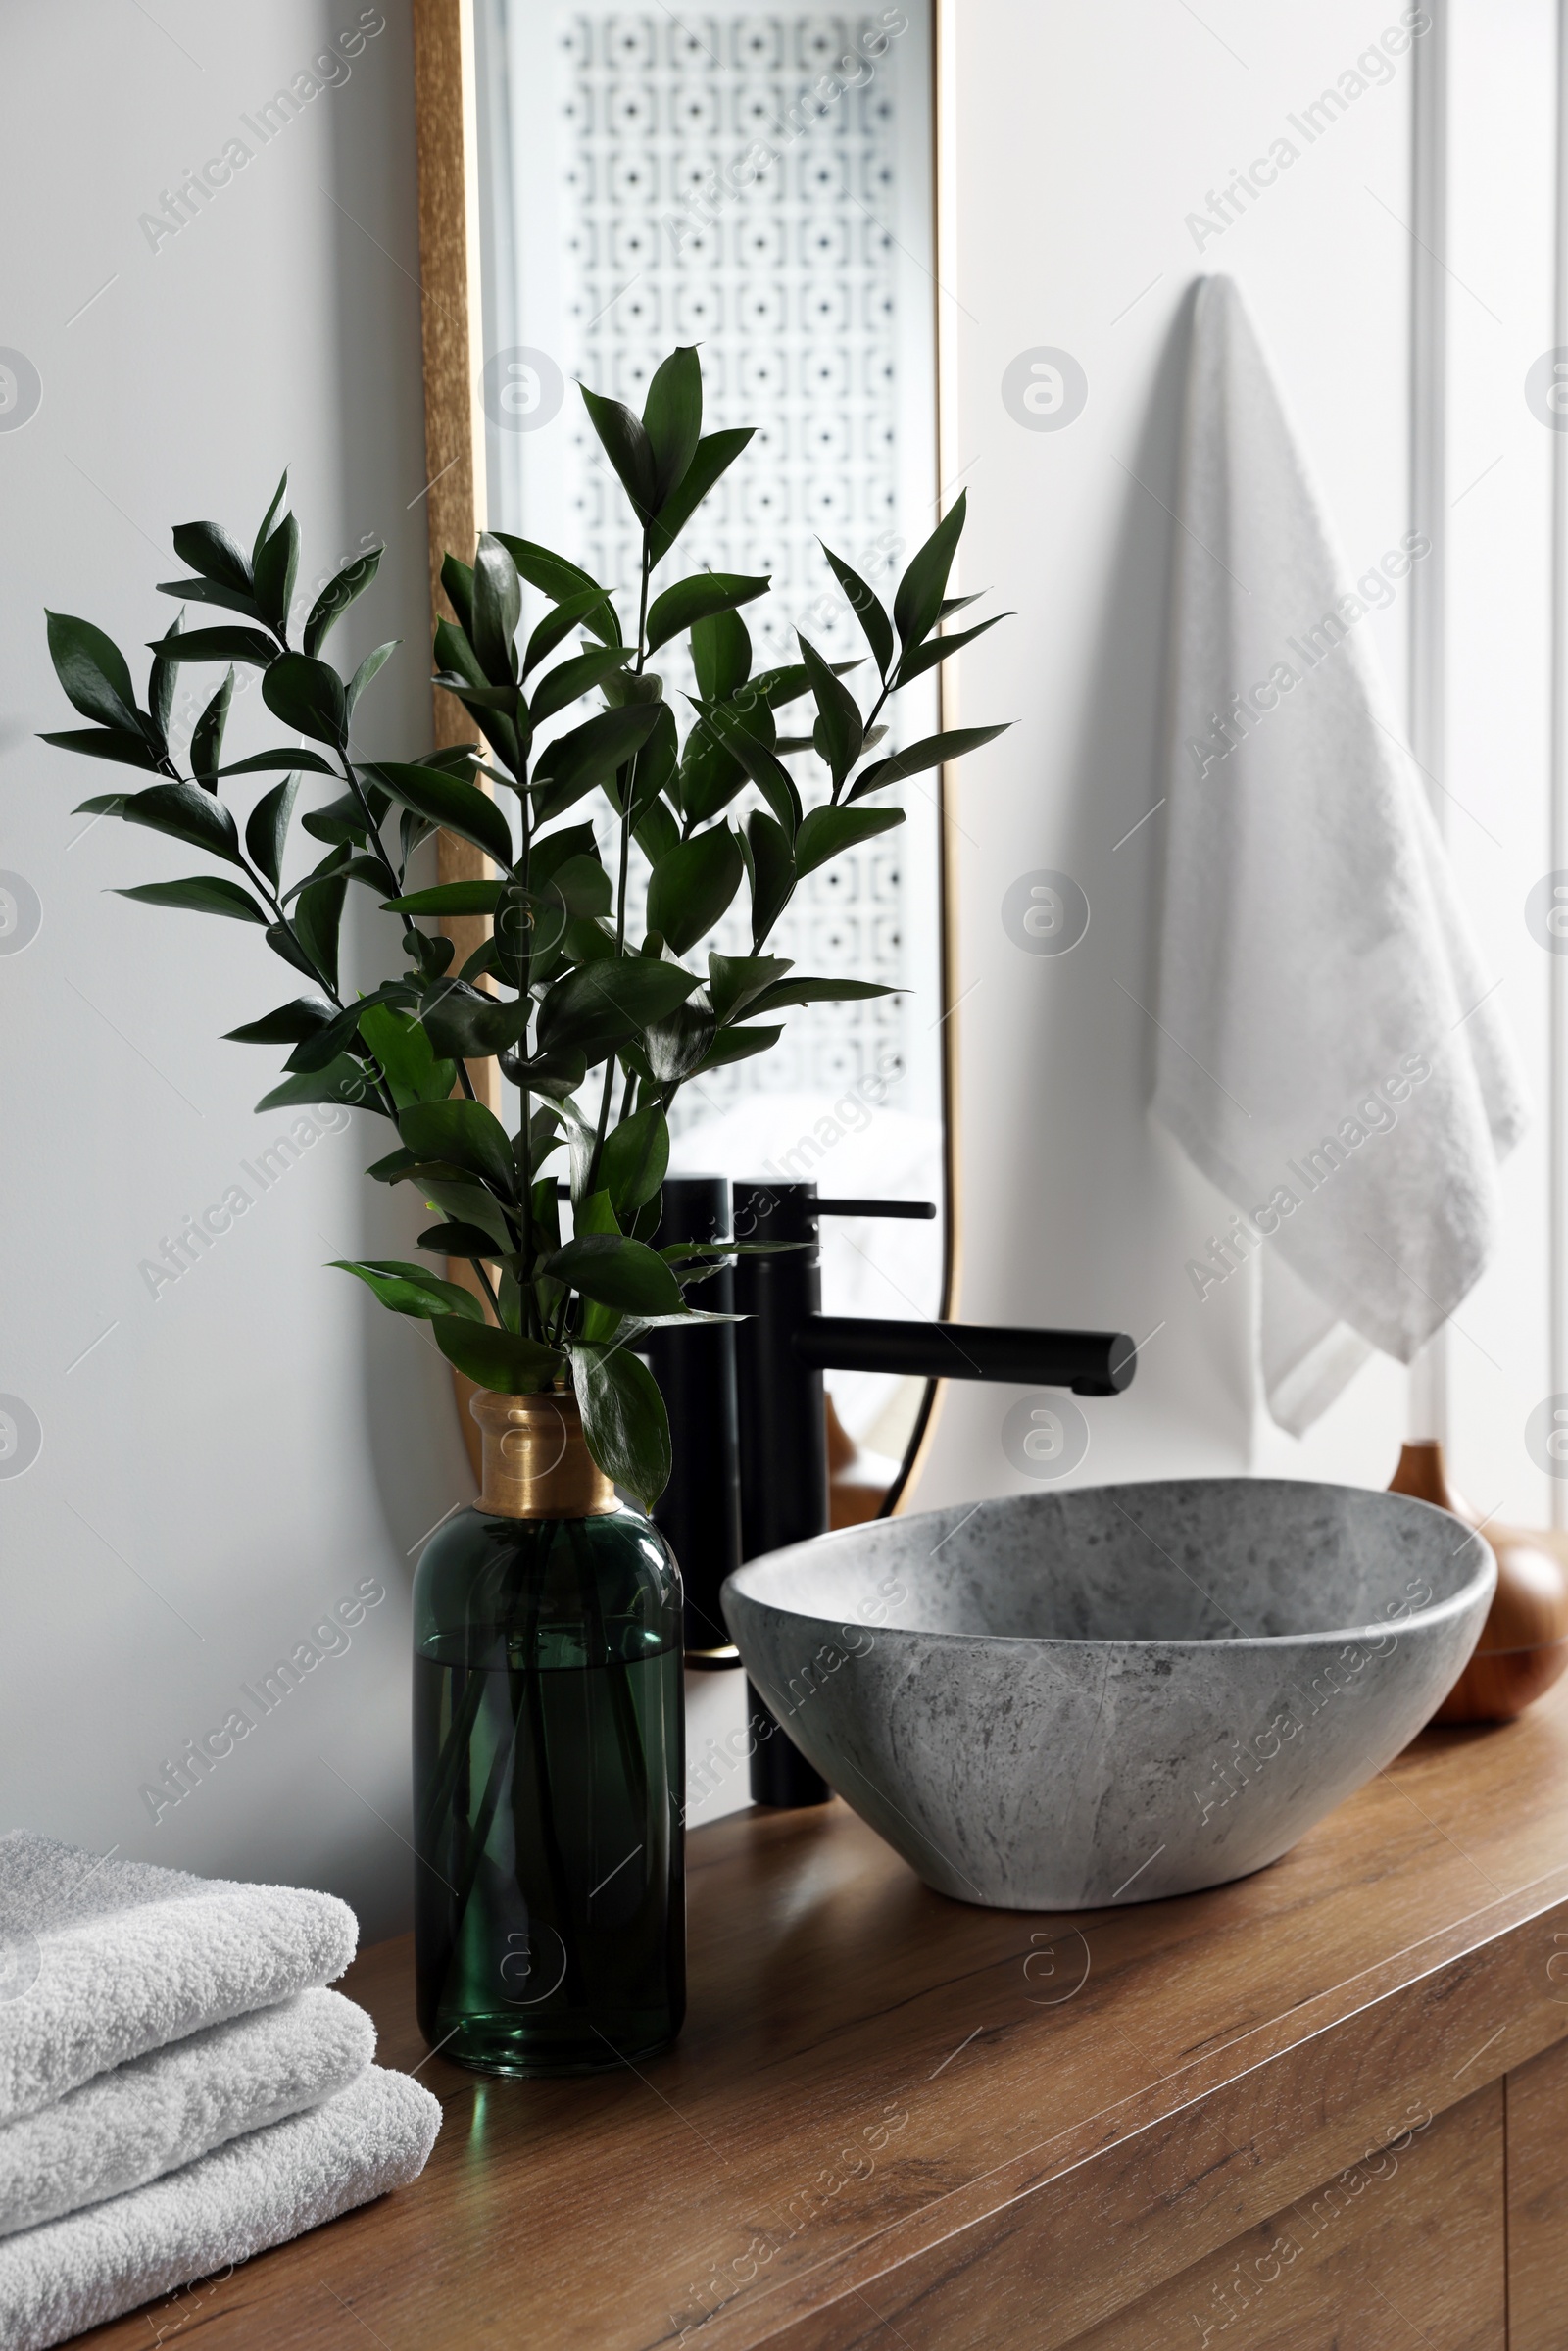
[720,1479,1495,1910]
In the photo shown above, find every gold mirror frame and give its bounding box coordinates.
[409,0,960,1511]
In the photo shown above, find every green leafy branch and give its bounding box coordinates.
[43,346,1010,1504]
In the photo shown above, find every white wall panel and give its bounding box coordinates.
[0,2,454,1937]
[914,0,1421,1511]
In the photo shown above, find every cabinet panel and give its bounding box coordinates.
[1069,2082,1505,2351]
[1508,2036,1568,2350]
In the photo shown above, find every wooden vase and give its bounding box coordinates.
[1387,1440,1568,1723]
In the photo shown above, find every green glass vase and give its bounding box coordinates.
[413,1391,685,2076]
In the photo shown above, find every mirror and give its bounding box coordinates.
[419,0,947,1519]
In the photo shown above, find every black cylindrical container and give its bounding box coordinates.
[643,1175,744,1662]
[732,1180,831,1807]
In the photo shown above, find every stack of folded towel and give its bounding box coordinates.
[0,1832,441,2351]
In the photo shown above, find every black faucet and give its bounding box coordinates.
[643,1175,1136,1809]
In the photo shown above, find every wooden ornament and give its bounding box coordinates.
[1388,1440,1568,1723]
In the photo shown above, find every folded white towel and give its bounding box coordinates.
[0,1834,357,2127]
[0,1986,374,2239]
[1153,273,1527,1434]
[0,2066,441,2351]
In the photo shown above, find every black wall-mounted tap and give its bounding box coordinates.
[644,1175,1136,1810]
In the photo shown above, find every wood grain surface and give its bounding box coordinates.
[1504,2033,1568,2349]
[78,1683,1568,2350]
[1073,2079,1506,2351]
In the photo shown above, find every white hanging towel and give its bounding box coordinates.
[1153,274,1527,1435]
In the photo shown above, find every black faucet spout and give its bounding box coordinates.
[794,1315,1136,1396]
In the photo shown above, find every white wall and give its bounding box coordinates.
[0,1,466,1938]
[910,0,1560,1525]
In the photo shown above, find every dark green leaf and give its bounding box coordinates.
[645,572,768,657]
[471,534,521,685]
[384,880,502,917]
[646,427,754,568]
[255,1053,382,1114]
[224,997,334,1045]
[73,793,127,817]
[172,518,253,596]
[431,1317,564,1394]
[691,701,800,835]
[305,551,383,658]
[580,384,658,523]
[148,614,180,740]
[546,1234,683,1314]
[528,646,633,726]
[893,490,967,651]
[372,762,514,868]
[284,998,370,1073]
[253,513,300,638]
[420,982,527,1064]
[892,612,1008,687]
[569,1342,670,1506]
[149,626,277,666]
[796,630,863,788]
[847,724,1010,803]
[219,748,337,777]
[399,1098,516,1198]
[416,1221,503,1259]
[189,669,235,786]
[749,659,862,710]
[45,612,144,734]
[530,704,663,808]
[820,544,895,678]
[530,823,600,885]
[40,726,158,771]
[743,976,897,1016]
[290,870,347,992]
[431,674,519,714]
[520,597,607,686]
[416,1178,514,1252]
[121,781,243,865]
[489,534,620,648]
[262,653,347,746]
[548,856,612,918]
[537,957,701,1060]
[644,999,716,1084]
[252,474,289,568]
[266,919,319,979]
[690,608,752,704]
[368,1146,416,1183]
[246,774,300,888]
[707,951,793,1022]
[642,345,703,512]
[646,827,743,954]
[154,576,262,622]
[634,798,679,865]
[346,640,398,714]
[359,1003,457,1109]
[599,1104,670,1219]
[744,809,796,948]
[695,1022,782,1071]
[440,554,475,638]
[795,803,905,876]
[333,1258,486,1322]
[114,875,266,922]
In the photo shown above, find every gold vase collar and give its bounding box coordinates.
[470,1391,617,1520]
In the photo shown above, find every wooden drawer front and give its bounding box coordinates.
[1508,2035,1568,2349]
[1068,2082,1505,2351]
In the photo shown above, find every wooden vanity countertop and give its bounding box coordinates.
[81,1681,1568,2349]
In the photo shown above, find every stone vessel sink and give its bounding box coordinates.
[720,1479,1495,1910]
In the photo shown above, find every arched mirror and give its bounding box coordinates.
[412,0,950,1534]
